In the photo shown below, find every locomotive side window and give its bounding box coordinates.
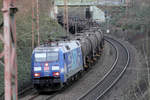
[65,45,70,50]
[76,42,79,46]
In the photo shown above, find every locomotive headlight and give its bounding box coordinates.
[52,66,59,70]
[34,67,41,71]
[34,73,40,77]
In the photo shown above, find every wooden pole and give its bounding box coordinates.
[36,0,40,45]
[64,0,69,33]
[32,0,35,49]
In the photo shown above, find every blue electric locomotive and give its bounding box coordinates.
[31,40,83,90]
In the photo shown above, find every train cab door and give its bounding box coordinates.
[63,53,68,80]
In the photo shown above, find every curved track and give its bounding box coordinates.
[78,36,130,100]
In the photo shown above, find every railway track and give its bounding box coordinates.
[19,90,59,100]
[18,86,34,97]
[27,92,58,100]
[78,36,130,100]
[18,83,59,100]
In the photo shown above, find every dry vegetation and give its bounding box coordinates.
[105,0,150,99]
[104,0,150,62]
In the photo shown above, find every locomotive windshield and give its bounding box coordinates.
[34,52,58,62]
[47,52,58,62]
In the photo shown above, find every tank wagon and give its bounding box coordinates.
[31,28,104,91]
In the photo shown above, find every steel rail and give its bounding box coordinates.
[28,92,40,100]
[96,36,130,100]
[78,36,130,100]
[27,92,58,100]
[45,93,58,100]
[78,36,119,100]
[18,86,34,97]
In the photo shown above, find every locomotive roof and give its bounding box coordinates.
[33,40,80,53]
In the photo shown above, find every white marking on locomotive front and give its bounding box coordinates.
[52,66,60,70]
[34,67,42,71]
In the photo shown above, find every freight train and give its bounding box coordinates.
[31,27,104,91]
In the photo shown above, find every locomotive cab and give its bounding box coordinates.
[31,47,66,89]
[31,40,84,90]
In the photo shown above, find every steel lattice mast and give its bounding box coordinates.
[1,0,18,99]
